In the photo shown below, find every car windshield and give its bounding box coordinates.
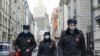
[0,45,8,51]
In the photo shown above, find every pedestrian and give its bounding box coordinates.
[14,25,37,56]
[37,32,57,56]
[58,19,86,56]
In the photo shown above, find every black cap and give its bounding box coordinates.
[43,32,51,42]
[44,32,50,36]
[23,25,30,30]
[67,19,77,25]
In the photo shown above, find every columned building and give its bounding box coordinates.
[93,0,100,55]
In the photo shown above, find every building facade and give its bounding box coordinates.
[0,0,29,44]
[28,13,40,45]
[57,1,69,38]
[59,0,100,56]
[51,8,59,40]
[93,0,100,55]
[24,1,30,25]
[64,0,92,35]
[60,0,92,52]
[9,0,25,44]
[0,0,10,42]
[33,0,49,31]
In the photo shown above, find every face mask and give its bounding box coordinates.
[69,26,76,30]
[23,30,29,34]
[45,35,50,39]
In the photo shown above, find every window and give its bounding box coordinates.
[4,0,5,10]
[6,2,7,12]
[3,16,5,25]
[15,0,17,3]
[5,18,7,26]
[97,20,100,28]
[0,0,2,7]
[74,0,76,2]
[74,9,76,15]
[98,0,100,5]
[18,7,20,9]
[0,12,2,24]
[0,12,1,30]
[73,9,77,19]
[69,8,70,19]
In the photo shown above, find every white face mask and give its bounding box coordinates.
[69,26,76,30]
[23,30,29,34]
[45,35,50,39]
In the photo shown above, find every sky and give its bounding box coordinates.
[27,0,60,16]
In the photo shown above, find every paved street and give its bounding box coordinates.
[32,51,38,56]
[0,0,99,56]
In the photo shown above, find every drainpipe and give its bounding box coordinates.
[91,0,94,56]
[8,0,11,43]
[63,0,65,30]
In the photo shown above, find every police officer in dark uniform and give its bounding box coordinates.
[14,25,37,56]
[58,19,86,56]
[37,32,57,56]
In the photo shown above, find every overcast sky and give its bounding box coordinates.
[27,0,60,16]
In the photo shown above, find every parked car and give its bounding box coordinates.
[0,42,15,56]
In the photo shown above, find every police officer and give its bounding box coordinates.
[58,19,86,56]
[37,32,56,56]
[14,25,37,56]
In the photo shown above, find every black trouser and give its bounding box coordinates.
[19,51,32,56]
[70,53,82,56]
